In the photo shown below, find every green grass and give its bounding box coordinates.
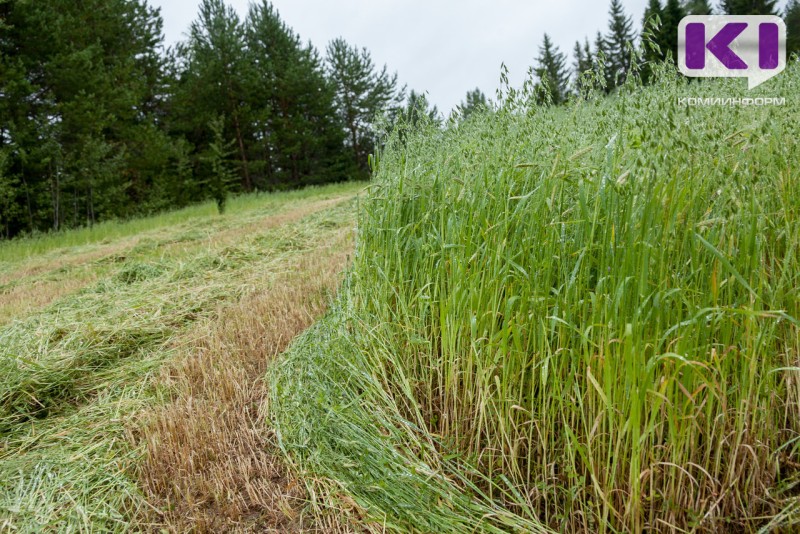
[0,185,359,532]
[0,182,359,265]
[270,63,800,532]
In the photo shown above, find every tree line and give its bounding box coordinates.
[531,0,800,106]
[1,0,798,239]
[0,0,405,238]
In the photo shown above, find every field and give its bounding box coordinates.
[2,63,800,533]
[270,64,800,532]
[0,183,362,531]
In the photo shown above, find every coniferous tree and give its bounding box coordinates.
[573,38,595,85]
[720,0,778,15]
[787,0,800,57]
[605,0,637,88]
[204,115,237,214]
[172,0,255,192]
[661,0,686,61]
[592,31,614,91]
[458,88,489,120]
[0,149,18,239]
[402,91,440,127]
[245,1,347,187]
[684,0,713,15]
[326,38,404,178]
[0,0,172,237]
[642,0,665,75]
[534,34,570,105]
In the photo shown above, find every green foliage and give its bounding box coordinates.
[642,0,685,83]
[402,90,441,127]
[0,150,19,239]
[204,115,238,214]
[0,0,366,240]
[720,0,779,15]
[0,0,171,238]
[244,1,349,188]
[326,37,404,178]
[457,88,490,121]
[534,34,570,105]
[172,0,253,192]
[572,38,594,89]
[604,0,637,88]
[788,0,800,57]
[684,0,714,15]
[272,65,800,531]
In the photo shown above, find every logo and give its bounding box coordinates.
[678,16,786,89]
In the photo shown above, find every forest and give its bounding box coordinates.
[0,0,798,240]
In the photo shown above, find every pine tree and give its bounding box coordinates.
[173,0,255,192]
[245,1,347,187]
[683,0,713,15]
[326,38,404,178]
[787,0,800,57]
[605,0,637,88]
[534,34,570,105]
[0,0,172,237]
[720,0,778,15]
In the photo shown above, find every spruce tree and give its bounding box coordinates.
[605,0,637,88]
[720,0,778,15]
[205,115,237,214]
[534,34,570,104]
[594,31,614,91]
[326,38,404,178]
[573,38,594,83]
[684,0,713,15]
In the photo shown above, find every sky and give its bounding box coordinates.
[150,0,791,114]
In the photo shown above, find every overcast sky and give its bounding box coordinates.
[150,1,790,114]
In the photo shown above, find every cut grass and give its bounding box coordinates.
[269,64,800,532]
[0,184,361,325]
[0,181,358,266]
[0,186,361,532]
[136,227,355,532]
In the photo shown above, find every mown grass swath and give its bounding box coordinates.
[271,63,800,531]
[0,184,360,531]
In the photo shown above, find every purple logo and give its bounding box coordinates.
[678,16,786,89]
